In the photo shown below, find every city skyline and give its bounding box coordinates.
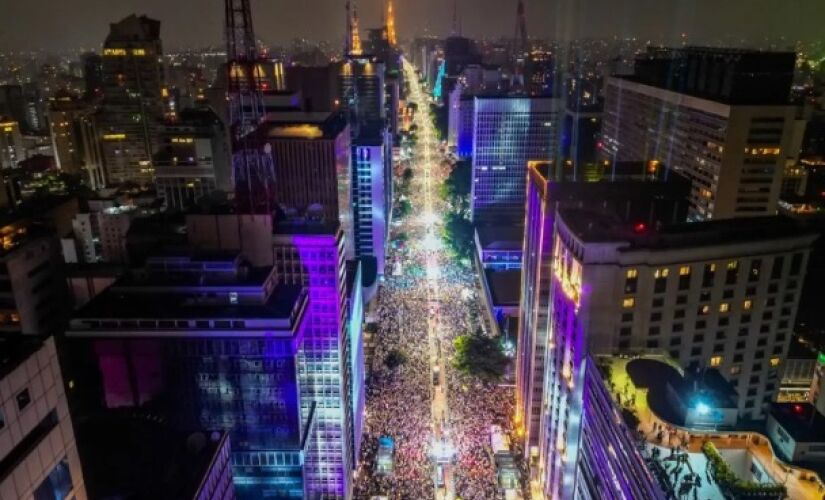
[2,0,825,52]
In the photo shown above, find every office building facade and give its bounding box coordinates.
[470,96,561,222]
[154,108,231,211]
[601,47,798,221]
[0,336,87,500]
[66,252,312,498]
[515,161,689,457]
[98,15,165,186]
[352,132,390,279]
[263,112,353,257]
[536,355,665,499]
[0,119,25,170]
[273,226,356,499]
[547,208,814,423]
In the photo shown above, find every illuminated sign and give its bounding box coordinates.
[102,134,126,141]
[103,48,127,56]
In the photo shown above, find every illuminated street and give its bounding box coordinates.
[353,61,520,499]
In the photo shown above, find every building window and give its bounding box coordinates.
[679,266,691,276]
[730,365,741,375]
[710,356,723,367]
[743,299,752,311]
[771,256,784,280]
[654,268,669,278]
[702,263,716,287]
[699,305,710,315]
[17,388,31,410]
[770,357,781,367]
[719,303,730,313]
[749,259,762,282]
[726,260,739,285]
[790,253,803,276]
[622,297,635,308]
[625,269,638,293]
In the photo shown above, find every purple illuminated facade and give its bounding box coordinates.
[273,225,357,499]
[536,219,665,499]
[515,164,556,459]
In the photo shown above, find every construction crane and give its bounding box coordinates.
[224,0,276,213]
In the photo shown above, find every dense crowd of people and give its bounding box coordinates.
[354,78,520,499]
[353,282,436,499]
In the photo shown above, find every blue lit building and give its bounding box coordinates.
[66,251,311,498]
[470,95,562,223]
[352,128,391,280]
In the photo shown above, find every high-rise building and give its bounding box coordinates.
[0,217,69,335]
[0,86,29,132]
[66,250,312,498]
[47,92,91,175]
[272,223,358,499]
[77,111,106,189]
[163,214,362,499]
[262,111,353,256]
[154,108,231,211]
[0,118,25,169]
[81,52,104,101]
[98,15,165,186]
[351,127,391,278]
[563,76,603,171]
[537,355,666,499]
[336,57,386,135]
[0,336,87,500]
[516,161,689,457]
[601,47,799,221]
[470,95,562,223]
[546,207,813,437]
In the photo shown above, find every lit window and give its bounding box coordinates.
[743,300,753,311]
[709,263,717,272]
[730,365,741,375]
[719,303,730,313]
[700,305,710,315]
[626,269,638,279]
[654,268,669,279]
[727,260,738,270]
[770,357,781,367]
[622,298,635,309]
[679,266,691,276]
[710,356,723,367]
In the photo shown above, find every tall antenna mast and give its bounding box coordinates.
[224,0,276,213]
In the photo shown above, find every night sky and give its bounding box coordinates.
[1,0,824,52]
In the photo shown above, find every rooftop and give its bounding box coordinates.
[73,283,304,322]
[485,269,521,307]
[263,110,348,140]
[559,210,816,251]
[77,412,228,500]
[769,403,825,443]
[0,337,43,381]
[476,224,524,251]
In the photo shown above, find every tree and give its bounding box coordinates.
[402,167,414,183]
[384,349,408,370]
[453,333,508,381]
[441,160,471,215]
[395,199,413,219]
[429,103,448,141]
[442,212,474,261]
